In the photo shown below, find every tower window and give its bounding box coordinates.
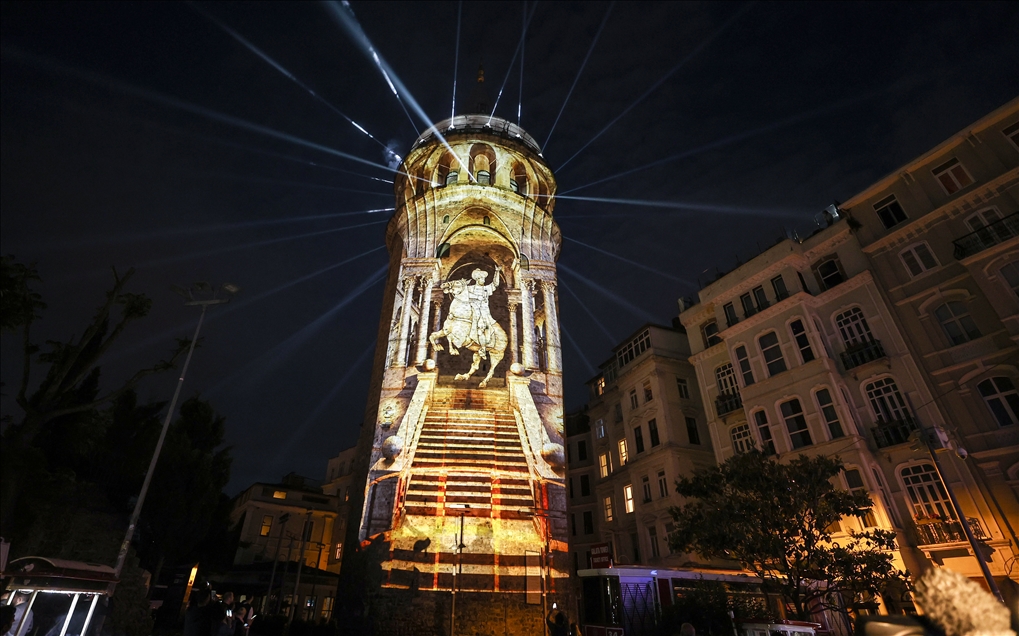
[445,170,459,185]
[442,214,449,224]
[436,243,451,258]
[476,170,491,185]
[483,215,491,225]
[509,179,519,193]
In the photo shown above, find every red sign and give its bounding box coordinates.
[591,543,612,568]
[583,627,624,636]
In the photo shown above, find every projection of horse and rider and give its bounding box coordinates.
[429,267,508,387]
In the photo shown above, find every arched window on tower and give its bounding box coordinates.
[435,152,457,187]
[512,164,528,196]
[469,144,496,186]
[475,154,491,185]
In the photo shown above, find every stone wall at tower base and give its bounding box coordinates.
[370,588,551,636]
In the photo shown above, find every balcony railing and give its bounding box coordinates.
[716,392,743,416]
[914,516,987,545]
[872,417,918,448]
[840,339,886,370]
[953,212,1018,259]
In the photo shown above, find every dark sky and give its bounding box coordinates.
[2,1,1016,492]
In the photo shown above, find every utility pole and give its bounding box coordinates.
[114,282,237,579]
[264,512,290,613]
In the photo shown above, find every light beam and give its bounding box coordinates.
[451,0,462,120]
[559,278,615,343]
[557,2,754,171]
[562,328,597,376]
[543,1,614,149]
[558,263,656,323]
[488,2,538,124]
[556,194,802,219]
[565,237,693,286]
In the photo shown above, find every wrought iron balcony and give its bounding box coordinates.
[953,212,1018,259]
[840,339,886,370]
[715,392,743,417]
[914,516,987,545]
[872,417,918,448]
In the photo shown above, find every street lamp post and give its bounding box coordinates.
[113,283,237,579]
[448,504,469,636]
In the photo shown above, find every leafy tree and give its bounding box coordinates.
[667,450,905,625]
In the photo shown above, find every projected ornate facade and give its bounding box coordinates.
[350,107,567,631]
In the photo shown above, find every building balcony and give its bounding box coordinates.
[715,392,743,417]
[840,339,886,370]
[872,417,918,448]
[953,212,1018,259]
[914,516,987,545]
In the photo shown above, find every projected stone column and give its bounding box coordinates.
[507,297,519,365]
[520,278,537,369]
[541,280,562,373]
[395,275,415,367]
[414,276,433,365]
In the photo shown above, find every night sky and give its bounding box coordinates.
[2,1,1016,492]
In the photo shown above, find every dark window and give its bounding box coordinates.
[701,320,722,347]
[752,285,769,309]
[642,476,652,502]
[569,478,574,499]
[629,390,639,410]
[566,443,572,464]
[631,532,641,563]
[676,378,690,399]
[570,513,577,536]
[436,242,451,258]
[816,388,845,439]
[740,292,756,317]
[874,195,907,229]
[634,426,645,453]
[780,399,813,449]
[723,302,739,326]
[648,419,660,447]
[931,158,972,195]
[649,526,661,558]
[1004,121,1019,148]
[789,319,815,363]
[978,377,1019,426]
[685,416,700,445]
[934,301,981,345]
[753,410,776,455]
[771,275,789,300]
[578,441,588,461]
[643,382,653,403]
[583,511,594,534]
[614,403,623,422]
[580,474,591,497]
[734,345,754,386]
[657,470,668,498]
[759,331,787,376]
[844,469,877,527]
[814,256,845,290]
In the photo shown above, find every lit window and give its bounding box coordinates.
[643,381,654,403]
[758,332,787,376]
[900,242,939,277]
[657,470,668,498]
[634,426,645,453]
[844,469,877,527]
[789,320,815,363]
[865,378,910,423]
[648,419,660,447]
[771,275,789,300]
[260,515,273,537]
[595,377,606,396]
[815,388,844,439]
[874,195,907,229]
[624,485,635,513]
[629,390,639,410]
[977,377,1019,427]
[753,410,776,455]
[273,490,287,499]
[780,399,813,449]
[814,256,845,290]
[685,417,700,445]
[931,158,973,195]
[616,329,651,367]
[715,363,740,396]
[599,453,611,478]
[648,526,661,558]
[901,464,955,521]
[835,307,873,347]
[334,543,343,560]
[734,346,754,386]
[641,476,652,503]
[934,301,981,345]
[999,261,1019,298]
[676,378,690,399]
[618,439,629,466]
[603,496,615,522]
[731,424,754,453]
[701,320,722,347]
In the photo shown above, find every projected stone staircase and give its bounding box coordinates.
[385,386,543,593]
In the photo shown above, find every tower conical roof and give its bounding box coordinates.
[466,64,490,115]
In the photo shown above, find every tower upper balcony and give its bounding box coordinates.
[412,115,543,155]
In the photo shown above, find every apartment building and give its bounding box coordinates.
[567,324,717,571]
[679,98,1018,602]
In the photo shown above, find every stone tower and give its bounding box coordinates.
[347,102,568,632]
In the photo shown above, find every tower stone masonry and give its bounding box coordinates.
[347,105,569,633]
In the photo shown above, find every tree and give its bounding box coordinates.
[667,450,905,625]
